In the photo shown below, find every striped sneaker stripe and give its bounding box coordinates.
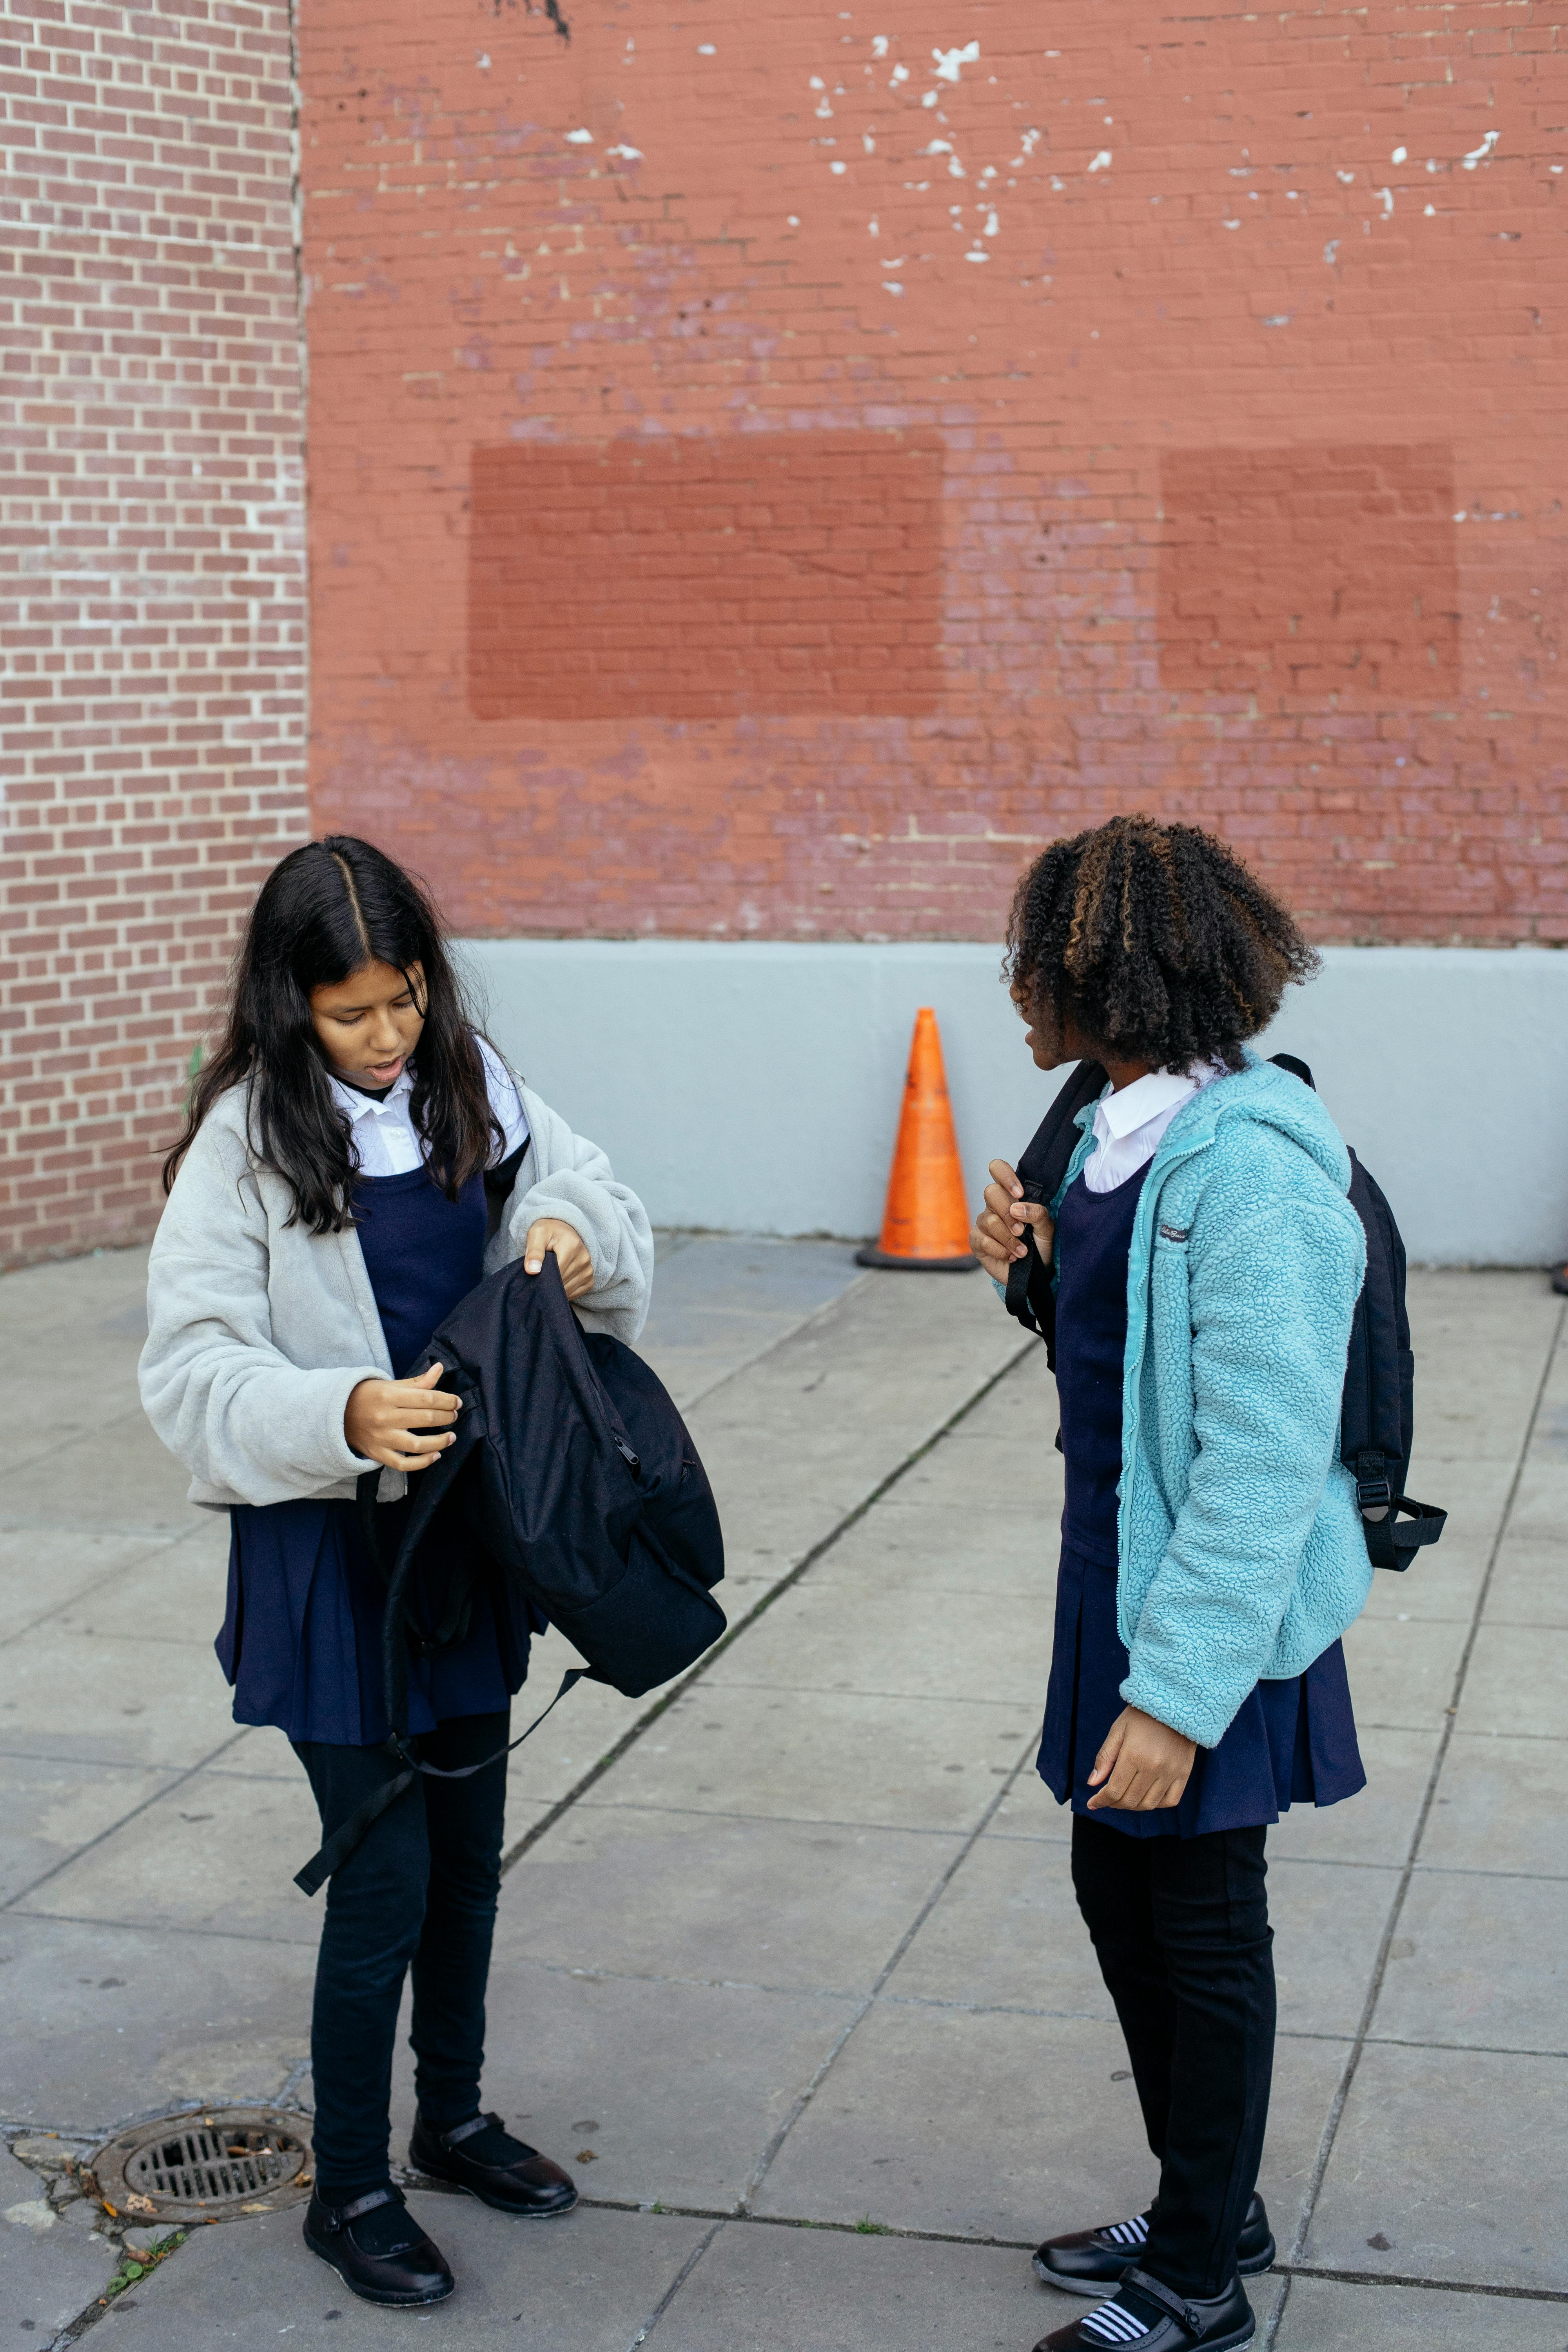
[1081,2303,1149,2345]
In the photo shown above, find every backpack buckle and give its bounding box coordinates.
[1356,1452,1392,1520]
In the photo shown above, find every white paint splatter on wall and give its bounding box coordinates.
[931,41,980,83]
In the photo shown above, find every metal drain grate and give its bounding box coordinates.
[128,2122,302,2204]
[92,2107,313,2225]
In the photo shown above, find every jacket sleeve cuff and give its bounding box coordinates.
[289,1365,390,1484]
[1118,1662,1237,1752]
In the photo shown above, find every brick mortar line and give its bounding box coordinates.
[1263,1297,1567,2350]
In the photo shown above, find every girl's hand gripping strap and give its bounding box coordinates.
[1004,1189,1051,1333]
[1002,1058,1106,1365]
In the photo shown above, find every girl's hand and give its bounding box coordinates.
[345,1361,462,1473]
[1087,1706,1197,1813]
[523,1218,594,1302]
[971,1158,1054,1285]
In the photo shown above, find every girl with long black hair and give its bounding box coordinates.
[141,836,653,2308]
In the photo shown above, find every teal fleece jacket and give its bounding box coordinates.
[1045,1052,1371,1750]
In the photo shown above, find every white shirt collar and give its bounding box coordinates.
[328,1064,414,1125]
[1080,1060,1227,1195]
[1093,1065,1203,1143]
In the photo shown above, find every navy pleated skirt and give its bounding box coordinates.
[1037,1541,1366,1839]
[218,1495,535,1748]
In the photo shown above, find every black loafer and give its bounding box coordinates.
[1035,2269,1255,2351]
[302,2186,454,2307]
[1034,2195,1274,2295]
[409,2109,577,2217]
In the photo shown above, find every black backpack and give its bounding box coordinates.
[296,1254,726,1894]
[1003,1055,1446,1575]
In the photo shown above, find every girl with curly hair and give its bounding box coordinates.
[971,816,1370,2352]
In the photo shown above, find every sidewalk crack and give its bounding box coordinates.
[735,1735,1040,2216]
[496,1338,1036,1882]
[1264,1296,1566,2350]
[626,2216,726,2347]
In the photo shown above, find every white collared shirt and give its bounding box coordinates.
[1082,1061,1226,1194]
[328,1035,529,1179]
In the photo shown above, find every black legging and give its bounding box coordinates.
[294,1709,510,2202]
[1070,1813,1276,2299]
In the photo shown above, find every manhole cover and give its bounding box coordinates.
[91,2107,313,2224]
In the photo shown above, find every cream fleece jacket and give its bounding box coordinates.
[139,1078,653,1511]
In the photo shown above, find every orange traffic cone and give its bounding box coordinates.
[855,1008,977,1271]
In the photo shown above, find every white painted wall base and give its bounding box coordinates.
[459,940,1568,1266]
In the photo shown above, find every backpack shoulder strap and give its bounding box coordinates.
[1004,1059,1106,1359]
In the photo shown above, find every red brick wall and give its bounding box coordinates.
[304,0,1567,947]
[0,0,309,1267]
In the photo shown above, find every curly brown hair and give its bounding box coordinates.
[1004,814,1319,1071]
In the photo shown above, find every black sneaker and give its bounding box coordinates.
[1034,2268,1255,2351]
[1034,2195,1274,2295]
[302,2185,454,2307]
[409,2109,577,2218]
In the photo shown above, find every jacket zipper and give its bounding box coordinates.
[1115,1132,1212,1601]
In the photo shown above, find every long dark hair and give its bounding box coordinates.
[164,836,503,1233]
[1005,814,1319,1071]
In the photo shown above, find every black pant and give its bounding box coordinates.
[1071,1814,1275,2299]
[294,1710,510,2200]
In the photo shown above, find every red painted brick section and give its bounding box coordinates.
[0,0,309,1266]
[1158,446,1461,701]
[469,432,944,721]
[303,0,1567,947]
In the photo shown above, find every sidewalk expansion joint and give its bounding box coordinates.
[0,1726,257,1916]
[657,1262,874,1420]
[1279,2263,1568,2305]
[570,2198,1568,2305]
[1263,1295,1566,2352]
[733,1732,1041,2216]
[625,2216,727,2348]
[496,1335,1037,1883]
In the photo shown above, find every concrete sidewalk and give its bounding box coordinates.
[1,1242,1564,2349]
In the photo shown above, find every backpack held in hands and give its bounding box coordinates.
[1003,1053,1446,1574]
[295,1253,726,1895]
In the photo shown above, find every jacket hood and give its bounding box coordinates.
[1164,1047,1352,1191]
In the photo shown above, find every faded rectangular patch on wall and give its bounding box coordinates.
[468,431,944,721]
[1158,445,1459,699]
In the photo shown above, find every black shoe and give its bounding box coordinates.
[1034,2269,1255,2351]
[1034,2195,1274,2295]
[1552,1263,1568,1298]
[409,2109,577,2218]
[302,2186,454,2308]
